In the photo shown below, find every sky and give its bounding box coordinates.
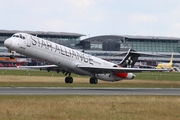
[1,0,180,39]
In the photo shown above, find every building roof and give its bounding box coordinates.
[82,35,180,41]
[0,30,85,37]
[123,35,180,40]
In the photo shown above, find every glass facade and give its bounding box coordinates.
[127,39,180,52]
[82,35,180,53]
[80,36,122,51]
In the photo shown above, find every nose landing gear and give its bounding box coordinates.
[9,50,15,59]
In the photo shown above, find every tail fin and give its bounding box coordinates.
[15,61,25,68]
[119,49,140,68]
[169,53,173,64]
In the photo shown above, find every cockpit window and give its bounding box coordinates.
[12,34,25,39]
[12,35,20,38]
[22,36,25,39]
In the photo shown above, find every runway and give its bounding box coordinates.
[0,87,180,95]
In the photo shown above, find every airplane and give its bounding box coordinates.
[4,33,166,84]
[15,61,25,68]
[156,53,180,72]
[156,53,173,70]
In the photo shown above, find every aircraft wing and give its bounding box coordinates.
[18,64,64,72]
[19,64,58,69]
[77,65,167,74]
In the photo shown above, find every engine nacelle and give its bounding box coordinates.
[125,73,136,79]
[95,72,135,82]
[114,72,135,80]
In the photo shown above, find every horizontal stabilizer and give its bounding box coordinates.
[77,64,167,74]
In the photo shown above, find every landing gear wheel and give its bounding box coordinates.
[89,77,98,84]
[65,77,69,83]
[94,78,98,84]
[65,77,73,84]
[90,78,94,84]
[69,77,73,83]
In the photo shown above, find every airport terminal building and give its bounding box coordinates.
[80,35,180,52]
[0,30,180,67]
[80,35,180,65]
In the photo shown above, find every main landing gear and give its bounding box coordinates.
[62,71,98,84]
[65,76,73,83]
[89,77,98,84]
[64,72,73,84]
[65,76,98,84]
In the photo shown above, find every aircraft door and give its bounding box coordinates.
[26,35,31,47]
[18,34,27,48]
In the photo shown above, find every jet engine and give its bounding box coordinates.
[95,72,135,82]
[114,72,135,80]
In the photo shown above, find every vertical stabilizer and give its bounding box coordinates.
[119,49,140,68]
[170,53,173,64]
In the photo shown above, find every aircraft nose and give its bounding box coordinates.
[4,38,12,48]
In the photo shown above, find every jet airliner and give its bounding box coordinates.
[156,53,173,69]
[4,33,165,84]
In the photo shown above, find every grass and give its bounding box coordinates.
[0,95,180,120]
[135,72,180,81]
[0,70,180,88]
[0,69,69,77]
[0,75,180,88]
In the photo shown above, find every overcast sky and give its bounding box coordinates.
[1,0,180,38]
